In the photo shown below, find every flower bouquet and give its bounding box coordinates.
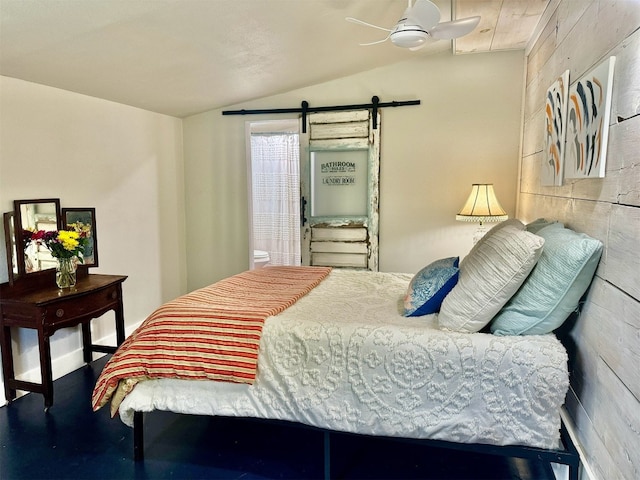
[24,223,90,288]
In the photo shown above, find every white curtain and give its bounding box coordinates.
[250,132,301,266]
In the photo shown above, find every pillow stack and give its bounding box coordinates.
[403,218,603,336]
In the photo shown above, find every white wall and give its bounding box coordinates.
[519,2,640,478]
[0,76,187,402]
[183,50,525,290]
[0,47,525,410]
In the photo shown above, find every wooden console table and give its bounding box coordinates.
[0,272,127,410]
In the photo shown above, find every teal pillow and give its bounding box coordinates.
[404,257,459,317]
[525,218,563,233]
[490,224,603,335]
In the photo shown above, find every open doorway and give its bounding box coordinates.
[246,119,301,269]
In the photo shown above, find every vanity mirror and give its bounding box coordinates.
[12,198,62,277]
[3,212,17,284]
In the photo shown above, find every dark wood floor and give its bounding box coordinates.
[0,356,559,479]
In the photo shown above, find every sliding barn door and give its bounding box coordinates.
[300,109,380,271]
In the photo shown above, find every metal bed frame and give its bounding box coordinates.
[127,290,586,479]
[131,411,580,480]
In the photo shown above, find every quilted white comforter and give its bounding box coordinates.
[118,269,569,449]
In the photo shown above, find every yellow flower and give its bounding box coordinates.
[69,222,92,236]
[57,230,80,251]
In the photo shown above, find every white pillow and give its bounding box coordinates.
[459,219,524,271]
[438,222,545,333]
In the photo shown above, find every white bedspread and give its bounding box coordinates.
[118,269,569,449]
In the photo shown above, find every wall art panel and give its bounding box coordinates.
[565,57,616,179]
[543,70,570,186]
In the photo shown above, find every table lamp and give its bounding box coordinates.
[456,184,508,243]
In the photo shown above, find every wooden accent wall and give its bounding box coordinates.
[519,2,639,478]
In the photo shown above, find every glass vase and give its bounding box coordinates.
[56,257,77,289]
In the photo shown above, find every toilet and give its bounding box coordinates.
[253,250,270,269]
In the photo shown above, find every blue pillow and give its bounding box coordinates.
[404,257,459,317]
[490,224,603,335]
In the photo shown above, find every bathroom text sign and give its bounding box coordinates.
[311,151,368,217]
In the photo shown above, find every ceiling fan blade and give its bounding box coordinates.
[360,33,391,46]
[408,0,441,29]
[429,16,481,40]
[345,17,392,33]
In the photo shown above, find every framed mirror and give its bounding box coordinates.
[62,207,99,267]
[13,198,61,277]
[3,212,17,285]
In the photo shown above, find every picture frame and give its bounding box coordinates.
[542,70,570,186]
[565,56,616,180]
[62,207,99,267]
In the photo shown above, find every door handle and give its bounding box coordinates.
[300,196,307,226]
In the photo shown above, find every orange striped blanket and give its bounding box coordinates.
[91,266,332,415]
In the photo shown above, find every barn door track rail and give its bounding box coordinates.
[222,96,420,132]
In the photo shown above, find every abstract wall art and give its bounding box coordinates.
[543,70,570,186]
[565,56,616,180]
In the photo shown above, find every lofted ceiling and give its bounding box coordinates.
[455,0,550,54]
[0,0,549,118]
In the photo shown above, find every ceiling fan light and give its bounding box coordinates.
[390,29,429,48]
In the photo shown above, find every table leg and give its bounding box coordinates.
[0,324,16,403]
[115,285,125,345]
[37,327,54,410]
[81,322,93,363]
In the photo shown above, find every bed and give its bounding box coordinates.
[93,219,602,479]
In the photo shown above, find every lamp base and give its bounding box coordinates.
[472,224,488,245]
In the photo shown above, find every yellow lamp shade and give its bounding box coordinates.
[456,184,508,224]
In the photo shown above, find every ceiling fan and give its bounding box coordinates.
[346,0,481,50]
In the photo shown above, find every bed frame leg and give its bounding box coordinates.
[559,420,581,480]
[569,464,579,480]
[133,411,144,461]
[323,430,331,480]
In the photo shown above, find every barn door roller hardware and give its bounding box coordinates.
[222,96,420,132]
